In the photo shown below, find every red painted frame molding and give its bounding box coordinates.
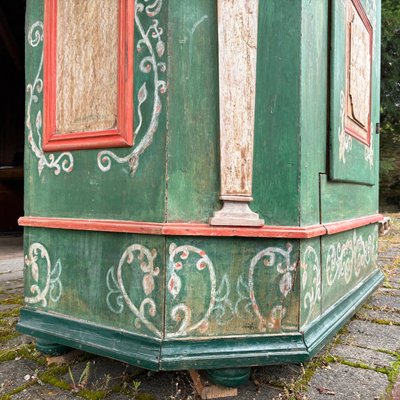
[43,0,134,152]
[344,0,373,146]
[19,214,383,239]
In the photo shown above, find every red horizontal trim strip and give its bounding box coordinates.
[162,223,325,238]
[19,217,164,235]
[18,214,383,239]
[324,214,383,235]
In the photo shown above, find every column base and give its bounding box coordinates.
[210,200,264,227]
[36,338,70,356]
[205,367,251,387]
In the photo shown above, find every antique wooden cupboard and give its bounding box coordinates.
[18,0,382,387]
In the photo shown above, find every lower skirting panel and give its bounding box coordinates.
[17,268,383,370]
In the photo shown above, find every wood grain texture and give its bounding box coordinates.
[56,0,118,134]
[217,0,258,197]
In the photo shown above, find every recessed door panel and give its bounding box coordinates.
[329,0,380,185]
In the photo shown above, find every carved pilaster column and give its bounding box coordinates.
[210,0,264,227]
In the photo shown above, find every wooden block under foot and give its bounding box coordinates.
[46,349,83,365]
[189,370,238,399]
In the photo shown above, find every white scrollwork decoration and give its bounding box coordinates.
[97,0,167,175]
[247,243,297,331]
[26,22,74,176]
[167,244,217,338]
[106,244,161,337]
[213,274,234,326]
[24,243,63,306]
[326,231,376,287]
[301,246,321,327]
[338,90,353,163]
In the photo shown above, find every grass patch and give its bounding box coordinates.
[0,296,24,306]
[0,344,46,365]
[38,365,71,391]
[0,307,21,319]
[0,381,37,400]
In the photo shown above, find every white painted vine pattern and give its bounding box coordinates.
[166,243,217,337]
[107,242,298,336]
[26,22,74,176]
[326,231,376,287]
[97,0,167,176]
[301,246,321,327]
[244,244,297,331]
[27,0,166,177]
[106,244,162,337]
[24,243,63,306]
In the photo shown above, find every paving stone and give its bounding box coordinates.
[106,394,132,400]
[62,356,143,391]
[4,286,24,295]
[1,279,24,293]
[1,316,19,327]
[357,308,400,324]
[0,334,34,351]
[307,363,388,400]
[370,294,400,310]
[11,384,76,399]
[253,364,303,387]
[376,287,400,297]
[0,303,18,313]
[391,377,400,400]
[0,359,43,396]
[0,258,24,280]
[330,344,396,368]
[342,320,400,352]
[386,278,400,289]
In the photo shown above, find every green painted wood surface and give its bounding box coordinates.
[22,227,300,338]
[25,0,168,222]
[320,174,379,223]
[22,0,382,373]
[300,238,322,329]
[299,0,328,226]
[18,267,383,370]
[23,228,165,339]
[166,0,220,223]
[329,0,381,185]
[304,267,383,357]
[320,224,378,313]
[252,0,302,226]
[165,237,299,337]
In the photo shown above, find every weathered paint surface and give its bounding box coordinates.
[346,0,372,144]
[217,0,258,197]
[300,238,322,329]
[24,228,300,338]
[252,0,302,226]
[24,227,165,339]
[320,174,379,223]
[165,237,299,337]
[166,0,220,223]
[25,0,167,221]
[321,224,378,312]
[55,0,118,134]
[299,0,328,226]
[329,0,380,184]
[21,0,382,375]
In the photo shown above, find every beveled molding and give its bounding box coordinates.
[19,214,383,239]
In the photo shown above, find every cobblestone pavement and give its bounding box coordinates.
[1,218,400,400]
